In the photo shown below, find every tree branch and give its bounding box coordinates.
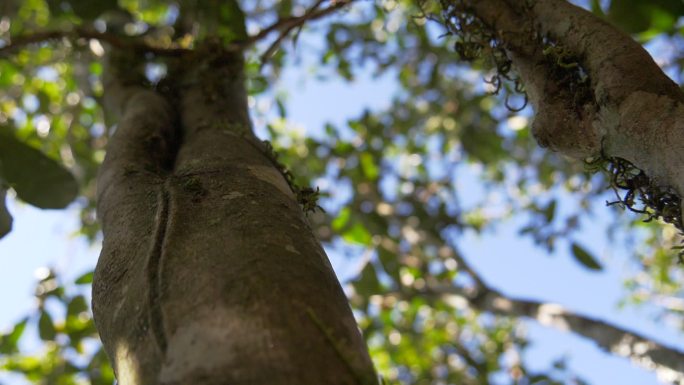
[444,0,684,228]
[474,289,684,384]
[420,228,684,380]
[246,0,350,46]
[446,0,601,158]
[0,27,191,58]
[396,281,684,384]
[525,0,683,104]
[425,236,684,382]
[0,0,353,59]
[254,0,353,62]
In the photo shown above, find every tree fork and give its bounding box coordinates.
[93,40,377,384]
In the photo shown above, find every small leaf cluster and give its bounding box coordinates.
[0,270,114,384]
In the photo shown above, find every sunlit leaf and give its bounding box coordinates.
[342,223,372,245]
[360,153,379,180]
[332,207,351,231]
[74,271,94,285]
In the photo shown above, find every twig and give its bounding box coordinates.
[257,0,353,63]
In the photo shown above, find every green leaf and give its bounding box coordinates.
[570,243,602,271]
[543,200,556,223]
[378,246,401,285]
[461,126,505,164]
[74,271,94,285]
[0,317,28,354]
[87,348,116,384]
[0,130,78,209]
[248,75,268,95]
[46,0,119,20]
[608,0,652,33]
[66,295,89,318]
[0,186,12,239]
[218,0,248,41]
[353,262,381,296]
[590,0,606,16]
[65,295,94,349]
[608,0,684,34]
[332,207,351,231]
[192,0,247,42]
[68,0,119,20]
[275,98,287,118]
[360,153,379,180]
[342,223,372,245]
[38,310,57,341]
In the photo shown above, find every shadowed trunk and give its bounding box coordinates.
[92,43,377,385]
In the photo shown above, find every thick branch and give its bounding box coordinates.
[525,0,683,105]
[452,0,684,225]
[523,0,684,218]
[476,290,684,384]
[407,282,684,384]
[422,238,684,382]
[454,0,600,158]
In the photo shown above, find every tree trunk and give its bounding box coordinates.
[92,43,377,384]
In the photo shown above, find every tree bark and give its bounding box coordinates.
[450,0,684,224]
[398,282,684,384]
[93,44,377,384]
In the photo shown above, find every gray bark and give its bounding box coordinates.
[404,277,684,383]
[475,291,684,384]
[456,0,684,223]
[93,45,377,384]
[420,236,684,383]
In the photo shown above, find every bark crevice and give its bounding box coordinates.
[146,179,172,353]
